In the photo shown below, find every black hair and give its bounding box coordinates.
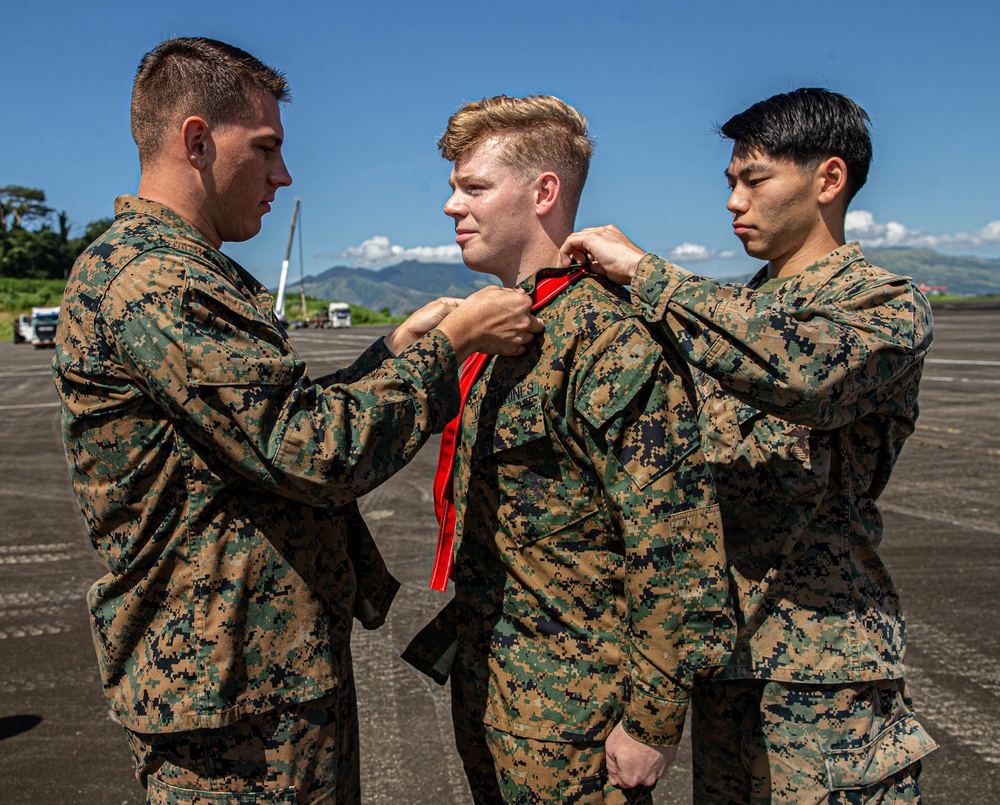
[718,88,872,204]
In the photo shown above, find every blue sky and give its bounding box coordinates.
[5,0,999,286]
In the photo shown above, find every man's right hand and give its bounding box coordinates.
[559,225,646,285]
[435,286,543,364]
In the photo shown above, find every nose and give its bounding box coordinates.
[272,155,292,188]
[727,185,747,216]
[443,190,463,219]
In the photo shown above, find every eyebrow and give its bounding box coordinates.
[449,171,491,190]
[725,161,769,181]
[255,134,283,148]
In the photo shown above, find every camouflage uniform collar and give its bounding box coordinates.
[749,241,865,291]
[113,195,217,253]
[113,194,267,296]
[515,265,586,294]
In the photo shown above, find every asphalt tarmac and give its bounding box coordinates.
[1,302,997,804]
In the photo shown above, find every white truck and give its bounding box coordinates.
[14,306,60,347]
[328,302,352,329]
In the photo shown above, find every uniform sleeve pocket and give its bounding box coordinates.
[824,713,937,791]
[182,274,299,387]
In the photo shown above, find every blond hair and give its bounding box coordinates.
[439,95,594,214]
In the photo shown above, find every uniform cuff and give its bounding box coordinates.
[623,682,689,746]
[394,330,461,429]
[630,253,694,323]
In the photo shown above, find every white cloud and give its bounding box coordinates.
[846,210,1000,251]
[319,235,462,268]
[667,242,737,262]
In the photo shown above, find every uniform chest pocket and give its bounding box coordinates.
[733,401,831,504]
[479,394,599,547]
[183,274,298,387]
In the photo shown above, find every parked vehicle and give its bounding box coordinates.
[14,306,60,347]
[328,302,352,329]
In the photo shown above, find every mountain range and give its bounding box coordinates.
[281,249,1000,314]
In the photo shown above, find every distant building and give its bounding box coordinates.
[917,282,949,296]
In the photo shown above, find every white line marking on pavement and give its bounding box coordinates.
[879,502,1000,535]
[0,542,78,564]
[906,664,1000,765]
[926,358,1000,367]
[0,622,70,639]
[922,376,1000,385]
[909,621,1000,696]
[0,543,76,554]
[0,369,55,378]
[0,590,85,610]
[0,401,61,410]
[0,552,75,564]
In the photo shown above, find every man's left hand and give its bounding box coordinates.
[605,721,678,789]
[385,297,464,355]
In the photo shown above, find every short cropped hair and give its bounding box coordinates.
[438,95,594,215]
[131,37,290,166]
[718,88,872,204]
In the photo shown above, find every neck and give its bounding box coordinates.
[767,211,846,279]
[498,222,570,288]
[138,167,222,249]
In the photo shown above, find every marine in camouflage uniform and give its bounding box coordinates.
[404,94,735,804]
[632,244,937,801]
[561,88,938,803]
[411,267,733,804]
[51,37,542,804]
[52,194,459,799]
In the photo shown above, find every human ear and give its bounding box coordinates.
[535,172,561,216]
[182,116,211,169]
[817,157,848,205]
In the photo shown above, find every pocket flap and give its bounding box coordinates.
[825,713,937,790]
[490,394,547,453]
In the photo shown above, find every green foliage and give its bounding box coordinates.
[0,276,67,312]
[0,185,112,280]
[0,185,53,230]
[866,248,1000,296]
[283,293,405,326]
[349,303,406,325]
[0,277,67,341]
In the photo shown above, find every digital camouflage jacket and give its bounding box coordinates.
[52,195,459,733]
[419,268,734,747]
[631,243,933,683]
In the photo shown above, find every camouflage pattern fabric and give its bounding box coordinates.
[629,243,937,797]
[631,243,933,684]
[52,195,460,735]
[421,267,734,785]
[690,677,936,804]
[485,726,656,804]
[127,679,360,804]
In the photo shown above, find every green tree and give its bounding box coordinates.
[0,227,68,278]
[0,185,54,231]
[0,184,114,279]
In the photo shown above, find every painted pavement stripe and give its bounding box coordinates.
[925,358,1000,367]
[906,664,1000,765]
[909,622,1000,694]
[879,502,1000,535]
[0,401,61,410]
[922,376,1000,386]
